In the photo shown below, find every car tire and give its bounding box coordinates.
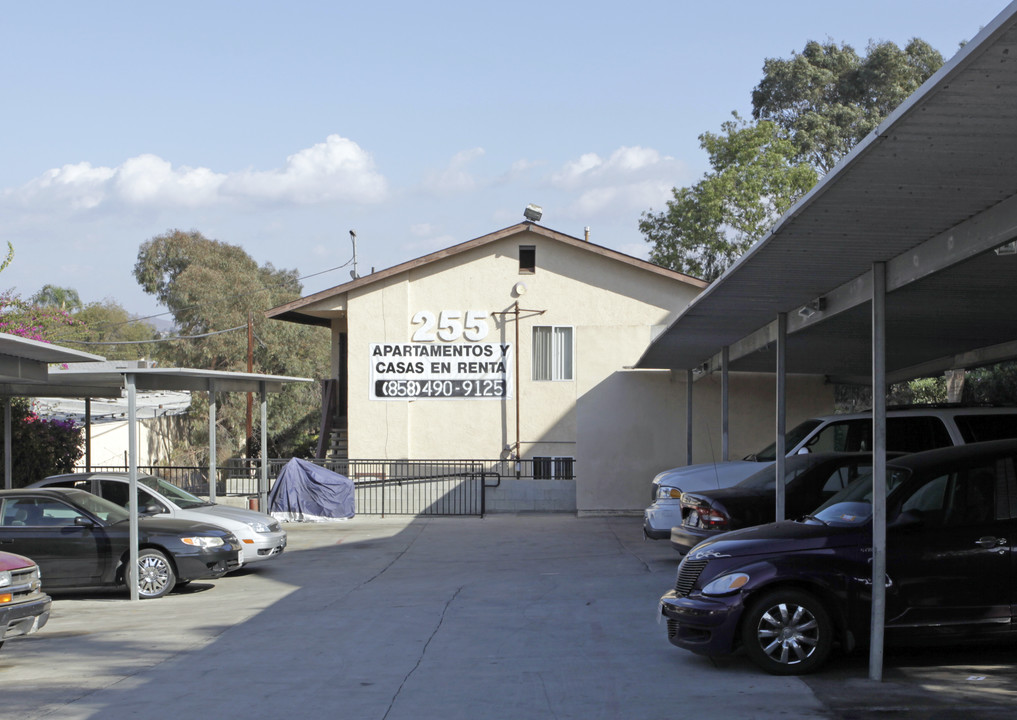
[741,588,833,675]
[136,549,176,599]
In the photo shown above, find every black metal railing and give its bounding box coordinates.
[81,457,575,518]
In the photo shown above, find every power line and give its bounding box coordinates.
[49,253,355,342]
[59,325,247,346]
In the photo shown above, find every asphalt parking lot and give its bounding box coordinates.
[2,515,1015,720]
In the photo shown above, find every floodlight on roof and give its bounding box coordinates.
[523,204,542,222]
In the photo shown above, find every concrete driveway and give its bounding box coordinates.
[1,515,1014,719]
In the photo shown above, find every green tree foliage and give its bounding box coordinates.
[752,39,944,173]
[642,38,944,281]
[52,299,160,361]
[0,242,13,274]
[962,362,1017,404]
[0,400,83,487]
[31,284,82,311]
[134,230,329,462]
[640,116,818,281]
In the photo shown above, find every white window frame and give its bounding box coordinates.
[532,325,574,381]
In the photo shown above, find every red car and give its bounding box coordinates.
[0,550,51,651]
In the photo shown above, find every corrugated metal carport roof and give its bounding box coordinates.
[636,1,1017,383]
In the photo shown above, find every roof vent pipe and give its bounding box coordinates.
[584,226,590,242]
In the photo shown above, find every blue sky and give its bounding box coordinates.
[1,0,1011,322]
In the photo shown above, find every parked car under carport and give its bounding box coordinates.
[660,439,1017,675]
[30,472,287,566]
[0,488,241,599]
[0,550,50,651]
[670,451,905,554]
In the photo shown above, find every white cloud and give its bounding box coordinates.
[552,152,605,187]
[4,134,388,212]
[115,155,226,207]
[549,146,688,220]
[224,135,387,204]
[551,146,674,189]
[570,180,676,217]
[422,148,485,195]
[13,161,116,210]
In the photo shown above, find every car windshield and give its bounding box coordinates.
[810,467,911,526]
[66,489,130,524]
[748,419,824,462]
[139,476,210,509]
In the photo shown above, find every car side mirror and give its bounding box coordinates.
[141,504,163,515]
[74,515,97,528]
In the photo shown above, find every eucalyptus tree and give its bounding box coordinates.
[134,230,329,462]
[642,38,945,280]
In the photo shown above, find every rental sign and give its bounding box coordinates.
[370,310,513,400]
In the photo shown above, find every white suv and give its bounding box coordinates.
[642,405,1017,539]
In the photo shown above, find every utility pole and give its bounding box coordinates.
[246,311,253,457]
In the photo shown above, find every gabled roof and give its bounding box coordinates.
[266,222,707,327]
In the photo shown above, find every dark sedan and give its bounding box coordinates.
[0,488,241,599]
[671,452,895,554]
[659,439,1017,675]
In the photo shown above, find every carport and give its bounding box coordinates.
[636,2,1017,681]
[0,334,106,489]
[0,349,310,600]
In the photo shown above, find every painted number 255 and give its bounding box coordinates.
[411,310,490,342]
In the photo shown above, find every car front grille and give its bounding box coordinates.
[674,558,708,597]
[6,564,44,601]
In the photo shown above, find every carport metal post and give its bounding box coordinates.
[208,383,217,503]
[259,381,269,511]
[775,313,787,521]
[870,261,888,681]
[686,369,694,465]
[721,346,729,461]
[127,373,140,602]
[4,397,11,489]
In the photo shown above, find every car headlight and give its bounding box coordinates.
[701,573,750,596]
[657,485,681,500]
[0,570,10,588]
[247,521,271,533]
[181,536,225,548]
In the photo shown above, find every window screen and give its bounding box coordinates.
[532,326,574,381]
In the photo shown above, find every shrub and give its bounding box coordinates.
[0,399,83,487]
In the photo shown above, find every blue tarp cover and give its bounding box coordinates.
[269,457,355,522]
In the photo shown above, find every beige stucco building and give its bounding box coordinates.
[268,222,834,513]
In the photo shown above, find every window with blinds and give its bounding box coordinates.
[533,456,575,480]
[532,326,574,381]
